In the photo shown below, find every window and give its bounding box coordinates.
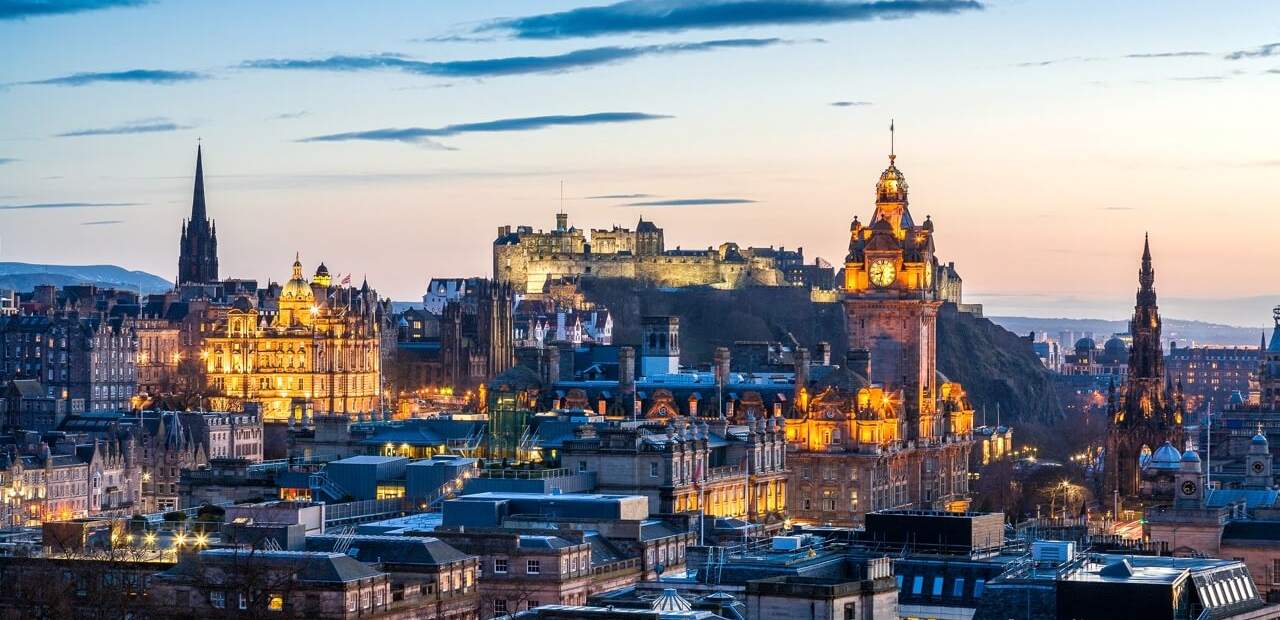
[844,602,856,620]
[953,577,966,598]
[973,579,985,598]
[209,591,225,609]
[528,600,540,609]
[268,595,284,611]
[240,593,249,610]
[527,559,541,575]
[650,462,659,477]
[494,599,508,614]
[578,461,587,472]
[931,576,944,597]
[912,576,923,595]
[494,558,508,574]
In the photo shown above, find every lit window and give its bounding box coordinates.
[268,595,284,611]
[912,576,923,595]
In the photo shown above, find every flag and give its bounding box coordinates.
[340,273,351,286]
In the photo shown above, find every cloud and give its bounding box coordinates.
[0,0,145,20]
[300,112,672,147]
[0,158,17,165]
[81,219,124,225]
[1169,75,1227,82]
[585,193,654,199]
[1225,43,1280,60]
[243,38,793,79]
[620,197,756,206]
[480,0,983,39]
[0,202,141,210]
[56,118,191,137]
[830,100,872,107]
[1100,206,1135,211]
[23,69,205,86]
[269,110,310,120]
[1124,51,1209,59]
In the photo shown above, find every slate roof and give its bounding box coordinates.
[166,549,383,583]
[305,534,472,566]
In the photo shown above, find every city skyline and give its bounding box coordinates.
[2,1,1278,323]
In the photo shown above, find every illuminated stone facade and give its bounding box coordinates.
[785,150,975,526]
[493,215,790,294]
[201,256,383,421]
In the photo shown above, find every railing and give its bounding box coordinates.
[323,497,413,527]
[702,465,745,482]
[476,467,573,480]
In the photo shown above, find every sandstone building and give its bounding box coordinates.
[493,214,811,294]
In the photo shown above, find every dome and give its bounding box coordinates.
[1075,337,1096,352]
[281,255,314,301]
[1148,441,1182,470]
[1253,431,1268,446]
[876,156,909,202]
[315,262,329,277]
[1182,449,1201,463]
[1103,336,1128,360]
[813,365,870,393]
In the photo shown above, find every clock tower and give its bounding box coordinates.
[843,141,941,440]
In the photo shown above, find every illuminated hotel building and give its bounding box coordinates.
[201,256,383,421]
[785,139,975,526]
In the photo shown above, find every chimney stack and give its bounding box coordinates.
[713,347,731,384]
[815,341,832,366]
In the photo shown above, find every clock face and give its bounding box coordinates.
[1182,480,1198,496]
[1253,461,1265,474]
[869,259,896,288]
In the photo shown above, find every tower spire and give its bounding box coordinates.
[1137,232,1156,305]
[889,118,895,163]
[191,143,206,223]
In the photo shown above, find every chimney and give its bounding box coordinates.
[793,347,810,402]
[619,346,636,395]
[815,342,832,366]
[846,348,871,381]
[544,346,561,384]
[713,347,731,384]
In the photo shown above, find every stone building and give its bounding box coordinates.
[1166,343,1261,412]
[493,214,794,295]
[200,256,384,421]
[135,315,182,395]
[0,311,138,413]
[785,147,975,527]
[1105,236,1185,504]
[560,419,788,521]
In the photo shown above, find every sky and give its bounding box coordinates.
[1,1,1278,325]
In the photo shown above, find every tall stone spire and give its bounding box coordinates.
[1137,232,1155,306]
[177,144,219,285]
[191,144,207,223]
[1129,233,1162,379]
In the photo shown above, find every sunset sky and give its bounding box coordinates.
[1,1,1277,325]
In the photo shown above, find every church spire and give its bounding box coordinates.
[1137,232,1156,306]
[191,144,207,224]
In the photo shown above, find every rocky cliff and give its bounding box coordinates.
[579,278,1063,425]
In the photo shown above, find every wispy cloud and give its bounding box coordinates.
[81,219,125,225]
[1020,51,1208,67]
[23,69,205,86]
[585,193,654,199]
[0,158,17,165]
[56,118,191,137]
[0,0,146,21]
[244,38,794,79]
[479,0,983,39]
[1169,75,1227,82]
[830,100,872,107]
[1125,51,1209,59]
[269,110,310,120]
[1225,42,1280,60]
[300,112,672,147]
[620,197,756,207]
[1100,206,1135,211]
[0,202,141,210]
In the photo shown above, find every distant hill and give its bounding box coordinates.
[0,262,172,295]
[989,316,1265,347]
[577,278,1063,425]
